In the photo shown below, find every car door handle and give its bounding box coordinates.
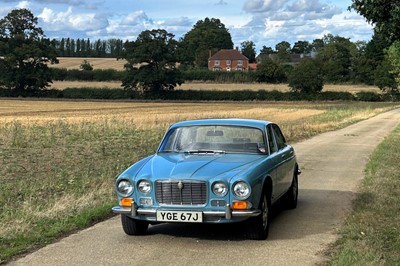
[282,154,286,159]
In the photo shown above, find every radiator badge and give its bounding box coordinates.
[177,181,184,190]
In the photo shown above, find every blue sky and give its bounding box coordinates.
[0,0,373,52]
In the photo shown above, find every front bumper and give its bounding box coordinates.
[112,204,261,222]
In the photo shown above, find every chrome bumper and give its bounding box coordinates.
[112,204,261,220]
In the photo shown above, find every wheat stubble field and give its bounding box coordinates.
[0,99,398,263]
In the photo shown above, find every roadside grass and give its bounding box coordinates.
[327,125,400,266]
[0,100,398,263]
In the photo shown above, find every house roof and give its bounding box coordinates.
[209,49,248,61]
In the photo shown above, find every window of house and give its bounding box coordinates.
[237,60,243,66]
[214,60,220,66]
[226,60,231,65]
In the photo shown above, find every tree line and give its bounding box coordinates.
[49,38,125,58]
[1,4,400,99]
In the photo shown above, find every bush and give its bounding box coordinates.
[355,91,383,102]
[62,88,135,99]
[288,58,324,94]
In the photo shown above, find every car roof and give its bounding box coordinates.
[170,119,272,130]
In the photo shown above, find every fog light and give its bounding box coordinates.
[121,198,133,207]
[139,197,153,206]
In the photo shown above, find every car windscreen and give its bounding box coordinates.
[159,125,264,154]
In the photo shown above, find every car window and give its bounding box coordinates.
[272,124,286,150]
[161,125,264,154]
[266,125,277,154]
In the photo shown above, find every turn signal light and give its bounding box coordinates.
[121,198,133,207]
[232,201,248,210]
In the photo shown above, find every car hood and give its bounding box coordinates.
[134,153,264,181]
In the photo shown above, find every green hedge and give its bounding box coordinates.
[3,87,389,101]
[51,68,126,81]
[51,68,258,83]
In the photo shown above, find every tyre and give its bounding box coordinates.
[121,215,149,235]
[285,167,298,209]
[246,192,270,240]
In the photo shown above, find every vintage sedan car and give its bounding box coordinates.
[112,119,300,240]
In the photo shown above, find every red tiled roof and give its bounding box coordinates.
[209,49,248,61]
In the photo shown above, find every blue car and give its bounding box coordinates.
[112,119,300,240]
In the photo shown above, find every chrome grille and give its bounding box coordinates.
[155,180,207,205]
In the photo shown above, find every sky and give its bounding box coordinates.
[0,0,374,52]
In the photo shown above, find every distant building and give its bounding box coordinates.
[208,49,249,71]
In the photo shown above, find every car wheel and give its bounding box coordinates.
[121,215,149,235]
[285,168,298,209]
[246,192,270,240]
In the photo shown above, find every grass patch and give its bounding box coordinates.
[327,125,400,265]
[0,100,399,263]
[0,119,164,263]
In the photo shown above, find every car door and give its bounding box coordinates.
[265,125,283,203]
[271,124,295,195]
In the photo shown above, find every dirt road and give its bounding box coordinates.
[8,108,400,266]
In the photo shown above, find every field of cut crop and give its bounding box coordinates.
[50,80,381,94]
[50,57,127,70]
[0,99,398,263]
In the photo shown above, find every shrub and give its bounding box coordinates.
[355,91,383,102]
[288,58,324,94]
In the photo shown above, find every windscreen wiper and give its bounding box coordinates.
[184,150,226,154]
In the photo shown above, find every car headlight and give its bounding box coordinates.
[116,179,134,197]
[138,180,152,194]
[232,181,251,199]
[212,182,227,196]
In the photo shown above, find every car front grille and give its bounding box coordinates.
[155,180,207,205]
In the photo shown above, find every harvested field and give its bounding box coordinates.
[50,80,381,94]
[50,57,127,70]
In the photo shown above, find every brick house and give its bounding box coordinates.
[208,49,249,71]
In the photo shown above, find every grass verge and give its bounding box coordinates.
[327,125,400,265]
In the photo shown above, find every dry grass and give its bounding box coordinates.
[50,57,127,70]
[0,99,325,129]
[0,99,395,141]
[50,80,381,93]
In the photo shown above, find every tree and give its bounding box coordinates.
[122,29,183,94]
[240,40,256,63]
[316,35,356,83]
[350,0,400,43]
[382,40,400,97]
[311,38,324,51]
[291,41,311,54]
[0,9,58,95]
[288,58,324,94]
[260,45,274,55]
[374,58,397,97]
[255,57,286,83]
[275,41,291,62]
[179,18,233,67]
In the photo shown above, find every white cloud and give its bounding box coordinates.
[121,10,153,26]
[38,7,109,32]
[16,1,30,9]
[243,0,288,13]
